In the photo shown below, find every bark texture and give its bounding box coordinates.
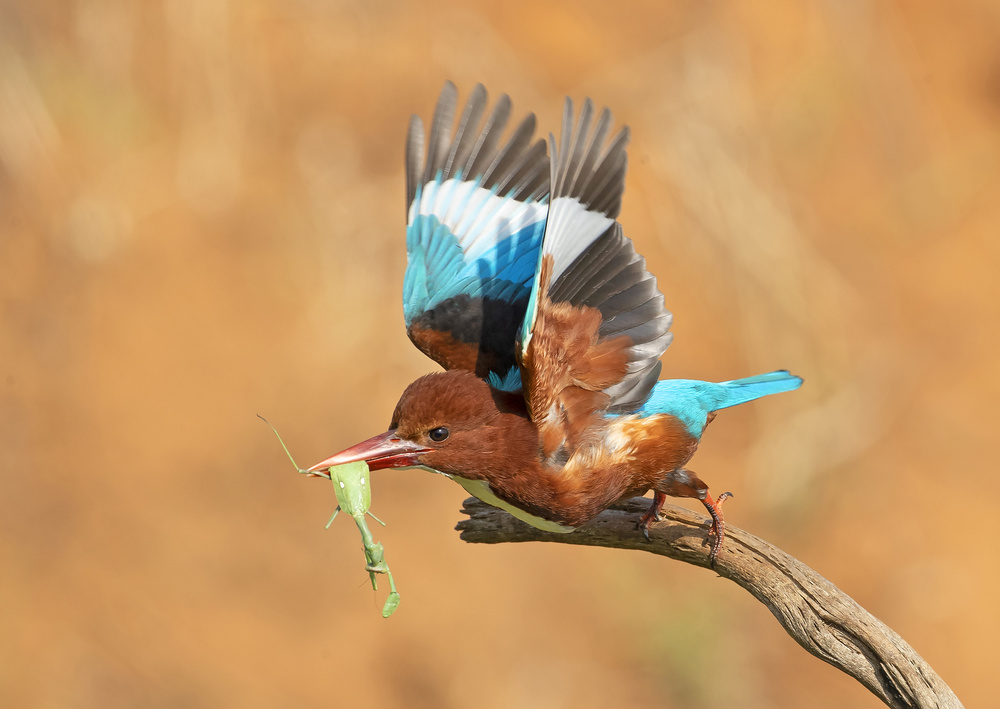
[456,496,963,709]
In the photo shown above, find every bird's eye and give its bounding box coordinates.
[428,427,449,443]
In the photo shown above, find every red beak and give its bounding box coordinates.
[307,429,431,475]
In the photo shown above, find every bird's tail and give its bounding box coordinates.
[716,370,803,410]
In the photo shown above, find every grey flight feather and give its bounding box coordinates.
[405,115,425,213]
[406,82,549,213]
[444,83,488,179]
[549,222,674,414]
[463,94,511,179]
[422,81,458,184]
[549,98,629,218]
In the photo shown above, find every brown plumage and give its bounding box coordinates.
[521,256,632,462]
[406,325,480,374]
[369,369,707,531]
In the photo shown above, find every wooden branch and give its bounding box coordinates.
[456,496,963,709]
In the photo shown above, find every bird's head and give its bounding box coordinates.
[308,369,532,480]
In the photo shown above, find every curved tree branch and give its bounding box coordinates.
[456,496,963,709]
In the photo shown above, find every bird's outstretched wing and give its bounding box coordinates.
[519,98,673,462]
[404,82,549,382]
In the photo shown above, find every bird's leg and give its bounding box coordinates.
[700,490,733,567]
[647,469,733,566]
[637,491,667,541]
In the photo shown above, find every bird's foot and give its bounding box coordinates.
[637,491,668,541]
[636,510,657,542]
[702,491,733,567]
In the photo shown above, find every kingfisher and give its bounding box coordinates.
[309,82,801,563]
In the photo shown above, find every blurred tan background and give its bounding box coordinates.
[2,1,998,707]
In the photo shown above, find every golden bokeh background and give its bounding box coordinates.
[2,1,998,707]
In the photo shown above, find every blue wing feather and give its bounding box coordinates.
[488,367,523,392]
[403,84,549,378]
[404,212,545,325]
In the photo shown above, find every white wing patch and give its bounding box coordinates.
[542,196,615,283]
[409,178,548,261]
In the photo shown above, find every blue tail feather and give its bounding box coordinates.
[715,370,803,409]
[631,370,802,437]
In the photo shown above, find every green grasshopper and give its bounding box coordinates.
[259,416,400,618]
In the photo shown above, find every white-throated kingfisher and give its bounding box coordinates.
[308,83,802,563]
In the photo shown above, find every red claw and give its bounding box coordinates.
[638,491,668,542]
[702,491,733,567]
[639,490,732,567]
